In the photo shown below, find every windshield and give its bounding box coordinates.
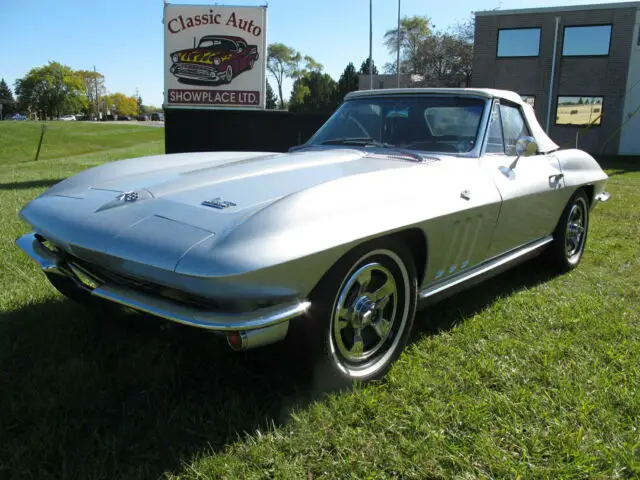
[308,96,488,154]
[198,38,235,51]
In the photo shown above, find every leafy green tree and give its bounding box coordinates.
[336,62,359,103]
[289,72,338,114]
[358,58,379,75]
[104,93,138,116]
[75,69,106,118]
[0,78,16,116]
[265,80,278,109]
[384,15,433,74]
[15,62,86,119]
[267,43,301,109]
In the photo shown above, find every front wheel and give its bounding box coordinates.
[224,65,233,83]
[545,189,590,271]
[289,239,418,389]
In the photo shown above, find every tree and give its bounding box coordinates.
[289,72,338,114]
[384,15,433,74]
[0,79,16,116]
[136,91,144,114]
[267,43,300,109]
[104,93,138,117]
[417,33,473,87]
[75,69,106,119]
[265,80,278,109]
[15,62,86,119]
[358,58,379,75]
[336,62,359,102]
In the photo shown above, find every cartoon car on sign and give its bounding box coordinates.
[169,35,259,84]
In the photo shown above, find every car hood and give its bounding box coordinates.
[21,148,422,272]
[172,48,230,64]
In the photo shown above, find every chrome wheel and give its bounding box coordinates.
[225,65,233,82]
[565,197,587,260]
[328,249,411,378]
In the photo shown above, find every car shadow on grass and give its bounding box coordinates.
[0,178,65,191]
[411,257,559,339]
[0,257,559,479]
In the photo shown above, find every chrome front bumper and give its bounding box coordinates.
[16,232,310,349]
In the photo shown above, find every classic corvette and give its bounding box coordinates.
[16,88,610,385]
[169,35,258,84]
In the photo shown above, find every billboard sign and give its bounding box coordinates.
[164,4,267,109]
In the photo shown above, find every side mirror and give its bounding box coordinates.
[510,136,538,169]
[516,136,538,157]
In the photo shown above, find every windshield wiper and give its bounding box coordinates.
[318,137,384,147]
[317,138,427,162]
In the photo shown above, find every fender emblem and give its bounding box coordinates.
[202,197,237,209]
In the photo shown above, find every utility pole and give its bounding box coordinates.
[93,65,99,120]
[396,0,401,87]
[369,0,373,90]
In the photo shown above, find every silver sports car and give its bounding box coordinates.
[16,88,610,385]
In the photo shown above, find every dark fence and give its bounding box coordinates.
[165,109,331,154]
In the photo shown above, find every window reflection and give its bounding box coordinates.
[556,96,603,126]
[497,28,541,57]
[562,25,612,56]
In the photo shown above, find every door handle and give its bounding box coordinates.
[460,189,471,200]
[549,173,564,183]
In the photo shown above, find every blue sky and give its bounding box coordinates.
[0,0,624,107]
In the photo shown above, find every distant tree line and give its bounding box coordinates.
[3,62,161,120]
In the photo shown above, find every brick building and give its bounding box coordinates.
[472,2,640,155]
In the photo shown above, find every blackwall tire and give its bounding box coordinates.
[545,189,590,272]
[288,238,418,391]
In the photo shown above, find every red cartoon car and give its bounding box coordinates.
[170,35,259,84]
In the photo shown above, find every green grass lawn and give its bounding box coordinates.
[0,123,638,479]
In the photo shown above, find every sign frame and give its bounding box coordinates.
[163,2,268,110]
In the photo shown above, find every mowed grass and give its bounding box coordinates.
[0,123,638,479]
[0,121,164,164]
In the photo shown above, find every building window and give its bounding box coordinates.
[497,28,541,57]
[556,96,603,126]
[562,25,612,56]
[521,95,535,107]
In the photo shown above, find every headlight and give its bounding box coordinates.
[214,57,221,66]
[171,54,179,63]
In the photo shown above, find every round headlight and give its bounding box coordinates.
[214,57,221,66]
[172,54,179,63]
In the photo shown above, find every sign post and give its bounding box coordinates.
[163,3,267,110]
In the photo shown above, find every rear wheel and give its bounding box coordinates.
[545,189,590,271]
[288,238,418,390]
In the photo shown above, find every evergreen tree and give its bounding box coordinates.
[358,58,379,75]
[265,80,277,109]
[337,62,359,103]
[0,78,16,116]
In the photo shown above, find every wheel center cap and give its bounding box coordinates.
[352,297,376,327]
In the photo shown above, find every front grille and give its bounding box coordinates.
[175,63,214,76]
[67,257,222,312]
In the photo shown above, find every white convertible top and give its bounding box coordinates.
[345,88,560,154]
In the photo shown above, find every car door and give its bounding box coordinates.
[480,100,567,257]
